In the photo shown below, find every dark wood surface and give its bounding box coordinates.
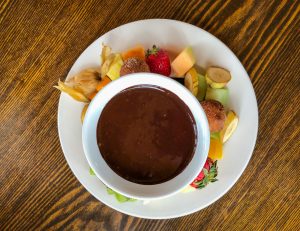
[1,0,299,230]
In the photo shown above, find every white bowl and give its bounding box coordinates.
[82,73,210,200]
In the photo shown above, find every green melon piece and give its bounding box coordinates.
[205,87,229,107]
[196,73,207,101]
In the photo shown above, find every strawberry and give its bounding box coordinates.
[190,158,218,189]
[146,45,171,76]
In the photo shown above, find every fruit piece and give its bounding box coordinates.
[205,87,229,107]
[101,53,115,77]
[196,73,207,101]
[208,138,223,160]
[122,45,145,60]
[89,167,95,175]
[206,67,231,88]
[107,187,136,202]
[120,57,150,76]
[171,46,196,77]
[54,80,90,102]
[81,104,89,123]
[190,158,218,189]
[184,68,199,96]
[106,54,124,80]
[201,100,226,132]
[220,110,239,143]
[88,91,97,100]
[181,185,196,193]
[146,45,171,76]
[96,76,111,91]
[65,68,101,98]
[101,44,112,64]
[210,132,220,140]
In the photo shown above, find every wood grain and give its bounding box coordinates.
[0,0,299,230]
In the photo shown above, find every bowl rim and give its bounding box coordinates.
[82,73,210,200]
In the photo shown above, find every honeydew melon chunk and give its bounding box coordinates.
[171,46,196,77]
[220,110,239,143]
[106,54,124,80]
[206,67,231,88]
[196,73,207,101]
[205,87,229,107]
[184,68,199,96]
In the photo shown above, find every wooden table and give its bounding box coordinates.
[1,0,299,230]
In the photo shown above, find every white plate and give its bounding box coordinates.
[57,19,258,219]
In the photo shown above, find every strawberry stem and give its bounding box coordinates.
[146,45,159,56]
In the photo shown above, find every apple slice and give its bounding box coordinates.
[171,46,196,77]
[205,87,229,107]
[184,68,199,96]
[220,110,239,143]
[206,67,231,88]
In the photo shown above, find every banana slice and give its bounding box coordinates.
[220,110,238,143]
[206,67,231,89]
[184,68,199,96]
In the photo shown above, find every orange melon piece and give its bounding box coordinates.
[88,91,97,100]
[122,45,145,60]
[171,46,196,77]
[208,138,223,160]
[96,76,111,91]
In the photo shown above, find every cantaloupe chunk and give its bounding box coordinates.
[121,45,145,60]
[96,76,111,91]
[171,46,196,77]
[88,91,97,100]
[208,138,223,160]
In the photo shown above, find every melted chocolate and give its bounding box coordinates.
[97,85,196,184]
